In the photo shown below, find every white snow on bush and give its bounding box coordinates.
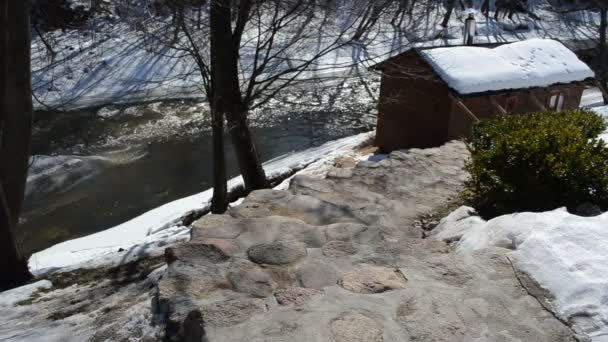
[28,132,373,275]
[434,207,608,341]
[590,105,608,143]
[420,39,595,95]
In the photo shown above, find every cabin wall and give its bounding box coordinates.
[447,83,586,139]
[375,53,451,152]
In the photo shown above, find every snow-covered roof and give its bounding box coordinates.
[418,39,595,95]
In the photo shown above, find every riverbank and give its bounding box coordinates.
[28,132,375,275]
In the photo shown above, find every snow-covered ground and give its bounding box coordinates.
[28,131,374,275]
[433,207,608,342]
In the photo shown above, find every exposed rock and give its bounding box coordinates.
[296,260,338,289]
[247,241,307,265]
[274,287,321,306]
[325,223,381,244]
[197,239,240,256]
[327,167,354,178]
[232,189,361,226]
[234,216,327,249]
[191,214,244,239]
[337,265,407,294]
[331,313,383,342]
[227,260,277,298]
[202,298,267,327]
[322,241,357,257]
[158,262,229,302]
[164,243,229,265]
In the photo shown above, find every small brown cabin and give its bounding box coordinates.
[372,39,596,152]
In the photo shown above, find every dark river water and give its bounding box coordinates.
[20,81,377,255]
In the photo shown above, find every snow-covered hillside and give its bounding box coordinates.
[32,0,602,110]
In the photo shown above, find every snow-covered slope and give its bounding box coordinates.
[434,207,608,342]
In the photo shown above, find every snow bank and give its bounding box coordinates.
[0,280,52,307]
[28,132,373,275]
[434,207,608,341]
[420,39,595,95]
[590,105,608,143]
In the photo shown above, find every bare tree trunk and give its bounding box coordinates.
[225,107,268,190]
[210,0,268,192]
[0,0,33,291]
[481,0,490,17]
[600,9,608,104]
[441,0,456,28]
[209,0,228,213]
[209,109,227,213]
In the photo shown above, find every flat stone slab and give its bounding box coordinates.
[337,265,407,294]
[322,241,358,257]
[227,260,277,298]
[296,259,338,289]
[274,287,322,306]
[331,313,383,342]
[247,241,307,265]
[165,242,229,265]
[202,298,267,327]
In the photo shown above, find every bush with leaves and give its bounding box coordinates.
[464,109,608,218]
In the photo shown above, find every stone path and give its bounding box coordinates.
[155,141,577,342]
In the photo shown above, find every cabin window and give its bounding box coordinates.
[505,95,518,112]
[548,92,566,111]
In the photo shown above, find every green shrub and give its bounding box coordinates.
[464,109,608,217]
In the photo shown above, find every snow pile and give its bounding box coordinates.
[0,280,52,307]
[420,39,595,95]
[28,132,373,275]
[434,207,608,341]
[591,105,608,143]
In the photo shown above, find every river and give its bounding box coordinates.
[20,79,378,255]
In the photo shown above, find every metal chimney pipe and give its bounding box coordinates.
[463,11,476,45]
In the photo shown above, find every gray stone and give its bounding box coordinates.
[325,223,383,244]
[227,260,277,298]
[327,167,354,179]
[197,239,240,256]
[192,214,244,239]
[337,265,407,294]
[158,262,229,301]
[331,313,383,342]
[235,216,326,249]
[274,287,321,306]
[202,298,267,327]
[247,241,307,265]
[296,260,338,289]
[165,243,229,265]
[322,241,357,257]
